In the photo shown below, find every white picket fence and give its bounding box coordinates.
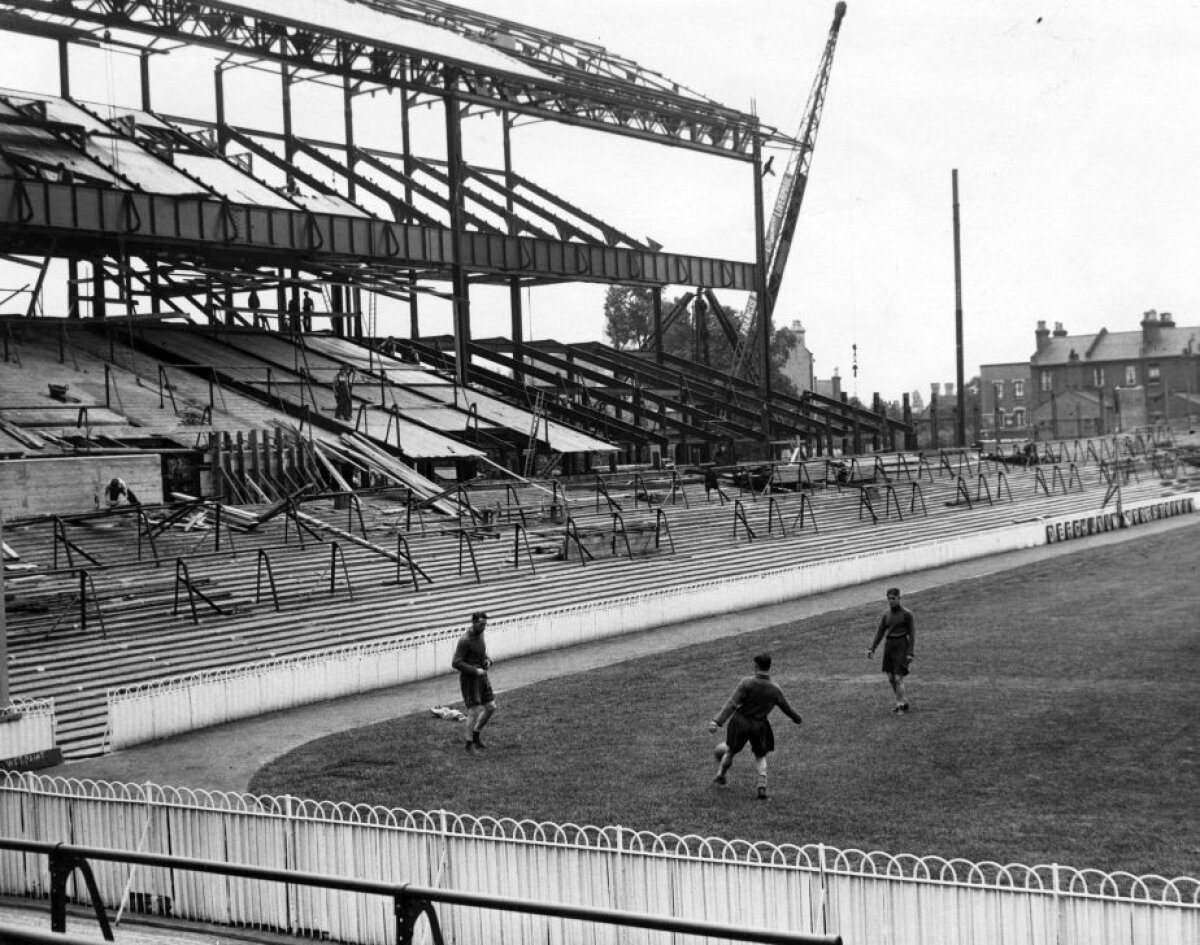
[106,521,1050,750]
[0,699,56,766]
[0,773,1196,945]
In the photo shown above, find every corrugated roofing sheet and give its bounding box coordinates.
[302,336,614,452]
[0,98,122,184]
[173,153,299,208]
[291,192,369,217]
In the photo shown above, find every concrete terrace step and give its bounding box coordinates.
[5,455,1182,757]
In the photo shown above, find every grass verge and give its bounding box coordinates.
[252,523,1200,878]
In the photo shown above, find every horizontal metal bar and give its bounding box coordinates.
[0,837,841,945]
[0,178,758,290]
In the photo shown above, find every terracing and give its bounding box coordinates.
[5,437,1196,759]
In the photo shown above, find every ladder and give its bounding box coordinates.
[524,389,548,478]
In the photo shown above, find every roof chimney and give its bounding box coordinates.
[1035,320,1050,353]
[1160,311,1175,328]
[1142,308,1163,346]
[1052,322,1067,338]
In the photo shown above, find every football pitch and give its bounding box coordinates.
[252,521,1200,880]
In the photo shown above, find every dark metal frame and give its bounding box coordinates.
[0,837,843,945]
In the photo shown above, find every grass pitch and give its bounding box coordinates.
[252,523,1200,879]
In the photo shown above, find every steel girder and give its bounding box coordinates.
[0,0,794,159]
[0,177,758,290]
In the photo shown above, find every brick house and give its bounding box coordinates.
[979,361,1032,439]
[1028,310,1200,437]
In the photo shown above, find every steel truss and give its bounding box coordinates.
[0,0,796,158]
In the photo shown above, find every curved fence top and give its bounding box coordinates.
[3,770,1197,904]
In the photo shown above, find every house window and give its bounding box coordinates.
[1040,371,1052,392]
[1125,365,1137,386]
[996,409,1007,427]
[1013,408,1026,426]
[1013,380,1025,397]
[1148,363,1161,381]
[993,382,1004,403]
[1092,367,1105,388]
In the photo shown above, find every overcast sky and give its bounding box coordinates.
[3,0,1199,399]
[450,0,1200,399]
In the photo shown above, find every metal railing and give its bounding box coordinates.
[0,838,841,945]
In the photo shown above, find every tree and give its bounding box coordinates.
[602,284,801,395]
[602,285,655,350]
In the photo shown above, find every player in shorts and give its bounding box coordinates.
[708,653,803,800]
[868,586,915,713]
[451,611,496,752]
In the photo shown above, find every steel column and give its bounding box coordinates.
[444,68,471,386]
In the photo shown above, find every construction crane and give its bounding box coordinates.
[731,1,848,384]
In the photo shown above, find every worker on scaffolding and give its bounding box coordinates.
[104,477,140,509]
[334,366,355,420]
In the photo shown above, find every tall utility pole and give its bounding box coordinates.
[952,169,966,448]
[0,510,7,707]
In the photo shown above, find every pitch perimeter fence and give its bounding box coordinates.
[0,774,1196,945]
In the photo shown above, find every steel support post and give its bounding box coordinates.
[57,39,70,98]
[443,68,471,386]
[752,133,771,398]
[343,70,357,204]
[214,66,227,154]
[952,169,966,448]
[652,287,664,365]
[139,51,151,112]
[280,46,295,190]
[503,113,525,374]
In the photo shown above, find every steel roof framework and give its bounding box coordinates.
[0,0,796,158]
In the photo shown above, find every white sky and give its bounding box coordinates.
[450,0,1200,399]
[2,0,1199,400]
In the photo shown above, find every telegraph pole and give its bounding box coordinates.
[952,169,966,447]
[1,509,7,707]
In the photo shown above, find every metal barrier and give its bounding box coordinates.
[0,838,841,945]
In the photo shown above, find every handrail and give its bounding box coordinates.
[665,469,690,508]
[593,475,622,513]
[653,507,675,553]
[953,477,973,509]
[562,517,594,565]
[907,479,926,515]
[456,529,481,582]
[857,488,877,524]
[509,523,538,574]
[973,473,994,507]
[254,549,281,611]
[394,534,429,590]
[993,471,1013,504]
[52,516,100,571]
[790,494,818,533]
[766,496,788,536]
[881,483,904,520]
[172,558,226,624]
[0,838,841,945]
[78,569,106,638]
[134,507,159,565]
[327,542,354,598]
[732,499,756,541]
[610,511,634,559]
[345,491,368,536]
